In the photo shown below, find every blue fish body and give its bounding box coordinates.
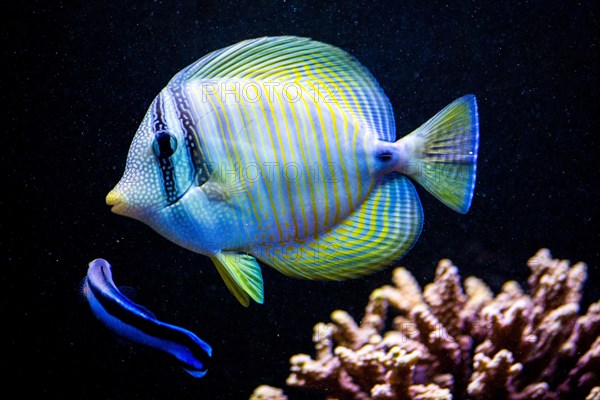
[83,258,212,378]
[106,36,479,306]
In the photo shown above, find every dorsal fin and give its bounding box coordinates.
[175,36,396,141]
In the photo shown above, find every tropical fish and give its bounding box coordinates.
[82,258,212,378]
[106,36,479,306]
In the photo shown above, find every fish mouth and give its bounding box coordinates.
[105,176,195,217]
[106,189,127,215]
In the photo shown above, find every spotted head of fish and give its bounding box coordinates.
[106,92,197,221]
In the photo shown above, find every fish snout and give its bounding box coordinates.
[106,188,127,215]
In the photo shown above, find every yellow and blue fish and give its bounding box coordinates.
[106,36,479,306]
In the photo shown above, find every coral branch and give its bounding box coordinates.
[249,385,288,400]
[467,349,521,399]
[423,259,466,340]
[251,249,599,400]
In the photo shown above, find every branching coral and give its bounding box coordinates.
[250,249,599,400]
[249,385,288,400]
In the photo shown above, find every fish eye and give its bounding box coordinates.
[153,131,177,158]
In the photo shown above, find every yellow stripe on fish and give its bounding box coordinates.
[106,36,479,306]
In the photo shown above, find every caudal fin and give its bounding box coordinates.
[397,95,479,213]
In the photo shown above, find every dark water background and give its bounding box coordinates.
[5,1,598,399]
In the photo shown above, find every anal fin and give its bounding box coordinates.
[251,174,423,280]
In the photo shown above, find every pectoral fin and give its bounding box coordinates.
[211,252,264,307]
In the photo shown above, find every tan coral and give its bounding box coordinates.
[249,385,288,400]
[286,323,341,390]
[527,249,588,325]
[422,259,466,339]
[382,267,425,313]
[461,276,493,335]
[557,336,600,396]
[410,304,462,370]
[408,384,451,400]
[560,300,600,360]
[586,386,600,400]
[467,349,522,399]
[331,288,391,350]
[370,347,421,400]
[251,249,599,400]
